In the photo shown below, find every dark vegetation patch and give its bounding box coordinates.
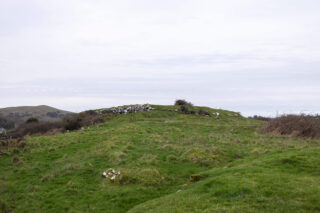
[178,104,209,116]
[174,99,193,106]
[249,115,271,121]
[8,110,106,138]
[180,105,191,114]
[179,105,198,115]
[0,115,15,129]
[10,121,64,138]
[46,111,59,118]
[198,109,210,116]
[262,114,320,138]
[64,110,105,130]
[25,117,39,124]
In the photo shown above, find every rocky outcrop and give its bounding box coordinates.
[99,104,154,115]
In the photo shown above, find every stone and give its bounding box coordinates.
[102,168,121,181]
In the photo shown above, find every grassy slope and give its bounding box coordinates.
[0,105,319,212]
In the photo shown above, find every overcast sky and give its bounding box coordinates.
[1,0,319,116]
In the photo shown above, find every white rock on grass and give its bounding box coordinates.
[102,104,154,115]
[102,168,121,181]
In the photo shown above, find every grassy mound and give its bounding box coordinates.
[129,148,320,212]
[0,105,319,212]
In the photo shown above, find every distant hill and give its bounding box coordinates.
[0,105,74,128]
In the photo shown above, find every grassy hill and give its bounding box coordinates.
[0,105,319,212]
[0,105,73,128]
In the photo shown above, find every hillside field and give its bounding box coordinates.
[0,105,319,212]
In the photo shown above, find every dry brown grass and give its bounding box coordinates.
[262,114,320,138]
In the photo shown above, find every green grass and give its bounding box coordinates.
[0,105,319,212]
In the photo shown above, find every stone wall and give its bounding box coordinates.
[99,104,153,115]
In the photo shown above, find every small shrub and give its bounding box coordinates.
[198,109,210,116]
[63,116,82,131]
[180,105,190,114]
[249,115,271,121]
[26,117,39,124]
[174,99,193,106]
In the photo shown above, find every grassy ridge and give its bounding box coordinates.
[1,105,319,212]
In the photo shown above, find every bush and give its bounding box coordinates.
[63,110,105,131]
[10,121,64,138]
[262,114,320,138]
[63,116,82,131]
[83,110,98,116]
[249,115,271,121]
[198,109,210,116]
[26,117,39,124]
[174,99,193,106]
[179,106,197,115]
[180,105,190,114]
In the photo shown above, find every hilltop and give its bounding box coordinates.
[0,104,319,212]
[0,105,73,128]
